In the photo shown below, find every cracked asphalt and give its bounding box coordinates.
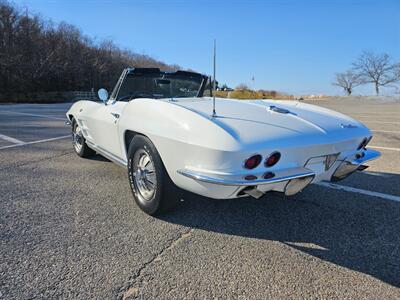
[0,98,399,299]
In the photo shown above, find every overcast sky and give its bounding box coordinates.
[15,0,400,95]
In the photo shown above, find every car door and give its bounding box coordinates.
[85,100,126,159]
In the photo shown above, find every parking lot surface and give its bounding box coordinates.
[0,99,399,299]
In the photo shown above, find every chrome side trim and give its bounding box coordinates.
[86,141,127,168]
[177,167,315,186]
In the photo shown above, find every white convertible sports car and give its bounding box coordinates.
[66,67,380,215]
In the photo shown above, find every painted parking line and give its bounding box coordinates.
[353,115,400,118]
[351,118,400,122]
[350,111,400,113]
[359,120,400,124]
[372,130,400,134]
[0,110,65,120]
[369,145,400,152]
[317,182,400,202]
[0,135,70,150]
[0,134,25,145]
[357,171,393,178]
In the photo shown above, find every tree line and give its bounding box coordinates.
[333,51,400,95]
[0,0,179,98]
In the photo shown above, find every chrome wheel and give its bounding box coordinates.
[133,150,157,202]
[73,124,83,153]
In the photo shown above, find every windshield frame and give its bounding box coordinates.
[111,68,209,101]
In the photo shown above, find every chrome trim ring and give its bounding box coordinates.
[73,125,83,153]
[178,168,315,186]
[133,150,157,202]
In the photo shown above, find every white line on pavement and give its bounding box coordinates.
[369,145,400,152]
[350,113,400,116]
[317,182,400,202]
[0,110,65,120]
[358,171,392,178]
[0,135,70,150]
[0,133,25,145]
[372,130,400,134]
[353,115,400,119]
[359,120,400,124]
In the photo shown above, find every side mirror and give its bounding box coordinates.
[97,88,109,104]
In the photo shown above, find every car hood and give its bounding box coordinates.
[171,97,370,148]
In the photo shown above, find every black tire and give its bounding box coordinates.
[72,119,95,158]
[127,135,180,215]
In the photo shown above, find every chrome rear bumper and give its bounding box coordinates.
[177,167,315,186]
[331,148,381,181]
[177,149,380,198]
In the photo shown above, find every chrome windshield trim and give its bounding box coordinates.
[177,167,315,186]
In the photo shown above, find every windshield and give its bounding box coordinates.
[116,73,205,101]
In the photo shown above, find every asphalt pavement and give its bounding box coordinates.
[0,99,399,299]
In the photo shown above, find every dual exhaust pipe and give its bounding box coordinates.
[242,174,315,199]
[242,161,370,199]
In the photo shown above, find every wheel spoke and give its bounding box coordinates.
[146,173,156,183]
[145,177,154,185]
[146,164,155,172]
[142,155,151,168]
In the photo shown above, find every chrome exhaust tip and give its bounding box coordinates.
[331,162,359,182]
[357,165,369,171]
[284,175,315,196]
[242,187,265,199]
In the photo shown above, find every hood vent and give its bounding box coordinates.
[269,105,290,114]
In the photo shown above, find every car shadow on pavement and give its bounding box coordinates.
[87,154,113,163]
[160,171,400,288]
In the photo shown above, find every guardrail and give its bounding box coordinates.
[0,91,99,103]
[71,91,97,101]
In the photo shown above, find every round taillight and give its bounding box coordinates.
[357,137,368,150]
[263,172,275,179]
[265,152,281,167]
[243,154,262,169]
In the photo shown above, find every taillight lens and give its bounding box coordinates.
[243,154,262,169]
[265,152,281,167]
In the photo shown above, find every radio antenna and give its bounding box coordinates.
[212,39,217,117]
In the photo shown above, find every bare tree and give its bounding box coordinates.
[332,70,362,95]
[352,51,400,95]
[0,1,181,98]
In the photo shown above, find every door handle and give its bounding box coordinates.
[110,113,120,119]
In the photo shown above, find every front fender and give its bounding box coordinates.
[66,100,100,121]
